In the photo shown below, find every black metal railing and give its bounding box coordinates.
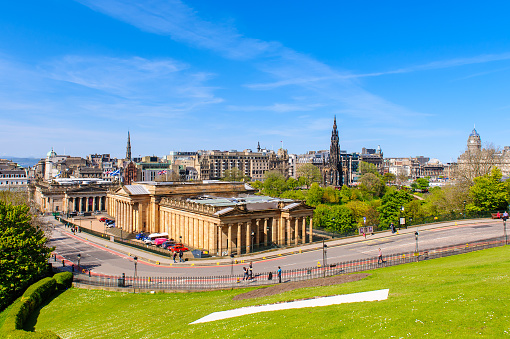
[70,236,507,290]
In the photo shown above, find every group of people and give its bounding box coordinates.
[243,262,254,280]
[172,250,185,263]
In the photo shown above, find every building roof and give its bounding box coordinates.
[124,185,150,195]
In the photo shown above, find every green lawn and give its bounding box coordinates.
[15,246,510,338]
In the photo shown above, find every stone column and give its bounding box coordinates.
[193,217,199,248]
[263,218,268,247]
[294,217,299,245]
[272,218,278,246]
[227,224,232,256]
[93,197,96,212]
[138,203,144,232]
[246,221,252,253]
[209,222,217,253]
[237,222,242,254]
[309,217,313,243]
[180,214,184,243]
[218,225,224,255]
[255,219,260,248]
[287,217,292,246]
[301,216,307,243]
[78,197,82,212]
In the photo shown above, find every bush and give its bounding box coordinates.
[1,276,61,338]
[53,272,73,290]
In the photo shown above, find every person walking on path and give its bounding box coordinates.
[178,250,184,262]
[503,211,509,222]
[243,267,248,280]
[173,251,177,263]
[249,262,253,279]
[378,248,384,264]
[277,266,282,283]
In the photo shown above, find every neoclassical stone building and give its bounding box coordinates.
[107,181,314,255]
[30,178,113,214]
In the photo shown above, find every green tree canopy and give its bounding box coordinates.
[261,171,288,197]
[360,173,386,198]
[306,182,324,207]
[359,161,380,176]
[377,189,413,229]
[296,163,322,188]
[467,167,509,212]
[314,204,356,234]
[222,168,250,182]
[0,200,53,310]
[382,172,396,184]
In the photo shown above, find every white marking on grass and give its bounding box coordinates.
[190,289,389,324]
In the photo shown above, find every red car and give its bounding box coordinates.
[169,244,189,252]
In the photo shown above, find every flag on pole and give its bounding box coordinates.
[158,170,167,175]
[111,169,121,176]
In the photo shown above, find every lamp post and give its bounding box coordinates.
[230,253,235,276]
[503,218,508,245]
[400,205,405,229]
[414,231,419,254]
[251,231,255,252]
[322,240,328,277]
[463,201,466,218]
[133,256,138,278]
[77,253,81,270]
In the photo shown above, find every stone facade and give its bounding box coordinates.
[107,181,314,255]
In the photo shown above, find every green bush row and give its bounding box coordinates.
[1,272,73,338]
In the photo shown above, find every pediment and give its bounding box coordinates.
[69,186,108,194]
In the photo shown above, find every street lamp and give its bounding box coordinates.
[414,231,419,254]
[77,253,81,270]
[463,201,466,218]
[133,256,138,278]
[503,217,508,245]
[230,253,235,276]
[251,231,255,252]
[322,240,328,277]
[400,206,406,229]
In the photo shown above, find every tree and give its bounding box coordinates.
[306,182,324,207]
[359,161,380,176]
[455,142,500,183]
[261,171,288,197]
[377,189,413,229]
[322,186,340,204]
[415,178,429,191]
[222,168,250,182]
[296,163,322,188]
[467,167,508,212]
[0,200,53,310]
[382,173,396,184]
[360,173,386,198]
[314,204,357,234]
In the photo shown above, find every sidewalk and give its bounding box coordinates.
[47,216,495,268]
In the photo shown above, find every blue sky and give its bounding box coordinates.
[1,1,510,162]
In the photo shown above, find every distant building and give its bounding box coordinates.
[0,159,29,189]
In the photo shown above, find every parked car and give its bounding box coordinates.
[106,223,115,228]
[153,238,168,246]
[77,212,84,216]
[169,244,189,252]
[99,217,108,222]
[135,232,147,240]
[161,241,175,249]
[105,219,115,225]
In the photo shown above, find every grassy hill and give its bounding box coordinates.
[9,245,510,338]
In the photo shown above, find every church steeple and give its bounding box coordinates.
[329,116,343,186]
[126,131,132,161]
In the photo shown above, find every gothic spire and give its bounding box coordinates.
[126,131,132,161]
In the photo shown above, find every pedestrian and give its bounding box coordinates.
[277,266,282,283]
[378,248,384,264]
[390,223,395,234]
[243,267,248,280]
[178,250,184,262]
[363,230,366,239]
[503,211,509,222]
[497,211,501,219]
[173,251,177,263]
[249,262,253,279]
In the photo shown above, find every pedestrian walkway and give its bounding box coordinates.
[47,216,495,268]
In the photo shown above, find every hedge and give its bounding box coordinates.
[1,272,73,338]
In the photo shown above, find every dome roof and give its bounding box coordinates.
[46,148,57,158]
[469,128,480,137]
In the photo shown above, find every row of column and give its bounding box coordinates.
[160,209,218,252]
[218,216,313,255]
[68,196,106,212]
[108,198,143,234]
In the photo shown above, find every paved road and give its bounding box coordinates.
[46,216,507,278]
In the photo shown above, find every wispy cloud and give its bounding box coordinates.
[227,103,323,113]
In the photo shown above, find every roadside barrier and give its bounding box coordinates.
[70,235,507,291]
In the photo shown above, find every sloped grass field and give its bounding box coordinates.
[21,246,510,338]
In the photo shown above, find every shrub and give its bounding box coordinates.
[53,272,73,290]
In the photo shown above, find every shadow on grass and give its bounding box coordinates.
[23,288,68,332]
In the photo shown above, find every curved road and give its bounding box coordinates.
[46,217,507,277]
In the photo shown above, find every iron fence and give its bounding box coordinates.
[70,236,507,291]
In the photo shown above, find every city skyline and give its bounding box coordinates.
[1,1,510,162]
